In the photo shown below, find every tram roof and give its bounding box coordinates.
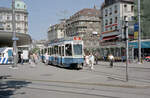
[48,37,82,46]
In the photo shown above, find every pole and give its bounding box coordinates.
[126,21,129,81]
[12,0,17,67]
[124,17,129,82]
[138,0,141,63]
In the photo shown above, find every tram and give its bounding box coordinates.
[0,47,13,64]
[40,37,84,69]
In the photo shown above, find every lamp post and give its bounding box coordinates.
[138,0,141,63]
[12,0,18,68]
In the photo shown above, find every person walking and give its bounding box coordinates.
[21,53,24,65]
[95,53,98,65]
[45,52,49,65]
[33,53,38,64]
[108,54,114,68]
[89,53,95,70]
[85,54,90,67]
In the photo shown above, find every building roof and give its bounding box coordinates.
[73,8,100,17]
[0,7,28,14]
[102,0,134,9]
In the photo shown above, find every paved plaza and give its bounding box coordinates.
[0,61,150,98]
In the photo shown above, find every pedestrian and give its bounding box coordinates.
[45,52,49,65]
[33,53,38,64]
[108,54,114,68]
[85,54,90,67]
[89,53,95,70]
[30,53,36,67]
[21,53,24,64]
[95,53,98,65]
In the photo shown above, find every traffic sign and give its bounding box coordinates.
[134,23,139,31]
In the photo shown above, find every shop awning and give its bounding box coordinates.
[129,40,150,48]
[102,35,118,41]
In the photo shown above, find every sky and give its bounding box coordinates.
[0,0,104,40]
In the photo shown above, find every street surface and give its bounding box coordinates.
[0,61,150,98]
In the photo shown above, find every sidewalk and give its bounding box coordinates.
[98,61,150,69]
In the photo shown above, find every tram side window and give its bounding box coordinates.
[48,48,50,55]
[62,46,64,56]
[65,44,72,56]
[50,48,51,55]
[44,48,47,53]
[59,46,61,56]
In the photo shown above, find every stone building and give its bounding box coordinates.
[65,8,101,49]
[99,0,134,60]
[47,21,65,42]
[0,0,31,47]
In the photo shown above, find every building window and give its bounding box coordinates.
[110,27,112,31]
[115,26,118,30]
[105,19,108,25]
[124,5,127,12]
[114,5,118,13]
[110,18,112,24]
[24,16,27,21]
[7,15,10,20]
[115,17,118,23]
[17,15,20,21]
[109,8,112,15]
[0,23,3,27]
[124,16,127,21]
[105,9,108,16]
[0,15,2,20]
[131,5,134,12]
[0,23,4,30]
[17,4,20,7]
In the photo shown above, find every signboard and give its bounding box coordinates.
[12,37,19,41]
[134,32,138,39]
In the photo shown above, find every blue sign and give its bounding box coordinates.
[134,23,139,31]
[12,37,19,41]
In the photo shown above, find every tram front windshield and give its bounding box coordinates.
[73,44,82,55]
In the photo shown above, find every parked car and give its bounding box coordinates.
[144,56,150,62]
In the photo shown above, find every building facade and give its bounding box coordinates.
[0,0,31,47]
[100,0,134,60]
[65,8,101,49]
[47,21,65,42]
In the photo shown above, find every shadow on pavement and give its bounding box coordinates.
[0,75,31,98]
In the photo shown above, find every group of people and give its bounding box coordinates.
[20,52,39,67]
[84,53,95,70]
[84,53,115,69]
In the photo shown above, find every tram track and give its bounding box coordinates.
[2,78,150,98]
[6,77,150,89]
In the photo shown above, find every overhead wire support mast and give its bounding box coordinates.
[138,0,141,63]
[12,0,18,68]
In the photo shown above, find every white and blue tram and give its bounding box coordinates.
[40,37,84,69]
[0,47,13,64]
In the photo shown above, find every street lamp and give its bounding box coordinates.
[12,0,18,68]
